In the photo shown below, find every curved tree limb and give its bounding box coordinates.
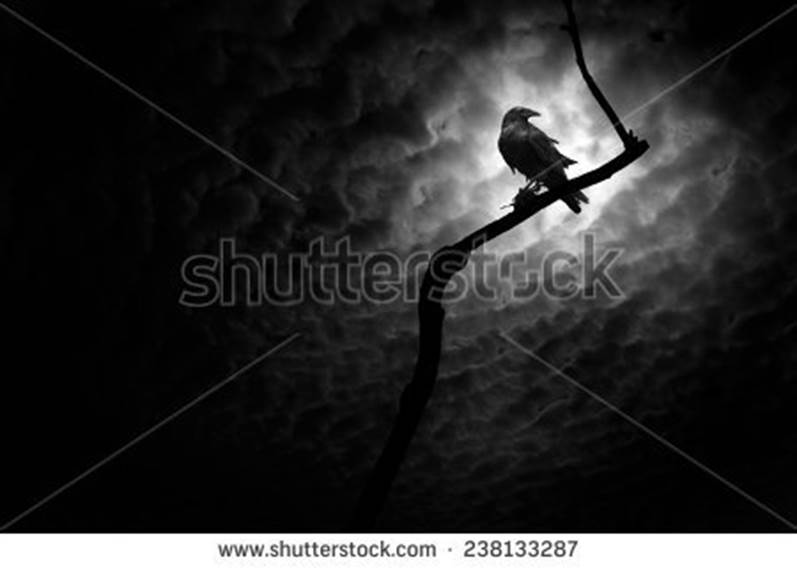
[562,0,635,147]
[350,0,649,530]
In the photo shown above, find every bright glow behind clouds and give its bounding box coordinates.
[408,27,719,258]
[435,54,642,252]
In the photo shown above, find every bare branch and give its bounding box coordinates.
[350,0,649,530]
[456,140,647,253]
[562,0,635,147]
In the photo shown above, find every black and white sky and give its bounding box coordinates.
[2,0,797,531]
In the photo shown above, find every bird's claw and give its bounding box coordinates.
[511,185,541,210]
[520,180,542,194]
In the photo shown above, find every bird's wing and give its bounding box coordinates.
[545,136,577,165]
[558,152,577,167]
[527,129,565,167]
[498,125,524,174]
[528,127,577,169]
[500,121,576,181]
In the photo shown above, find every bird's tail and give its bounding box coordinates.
[546,168,589,214]
[562,190,589,214]
[558,152,577,167]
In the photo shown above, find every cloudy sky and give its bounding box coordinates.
[2,0,796,531]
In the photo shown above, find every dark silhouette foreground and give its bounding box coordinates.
[350,0,649,530]
[498,105,588,213]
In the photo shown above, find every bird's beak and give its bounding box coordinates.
[523,109,541,118]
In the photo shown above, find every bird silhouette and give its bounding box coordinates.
[498,106,589,213]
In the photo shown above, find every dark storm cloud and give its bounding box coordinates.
[115,0,704,254]
[146,0,592,249]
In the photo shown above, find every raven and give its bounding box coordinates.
[498,106,589,213]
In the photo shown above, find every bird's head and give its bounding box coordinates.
[502,106,541,126]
